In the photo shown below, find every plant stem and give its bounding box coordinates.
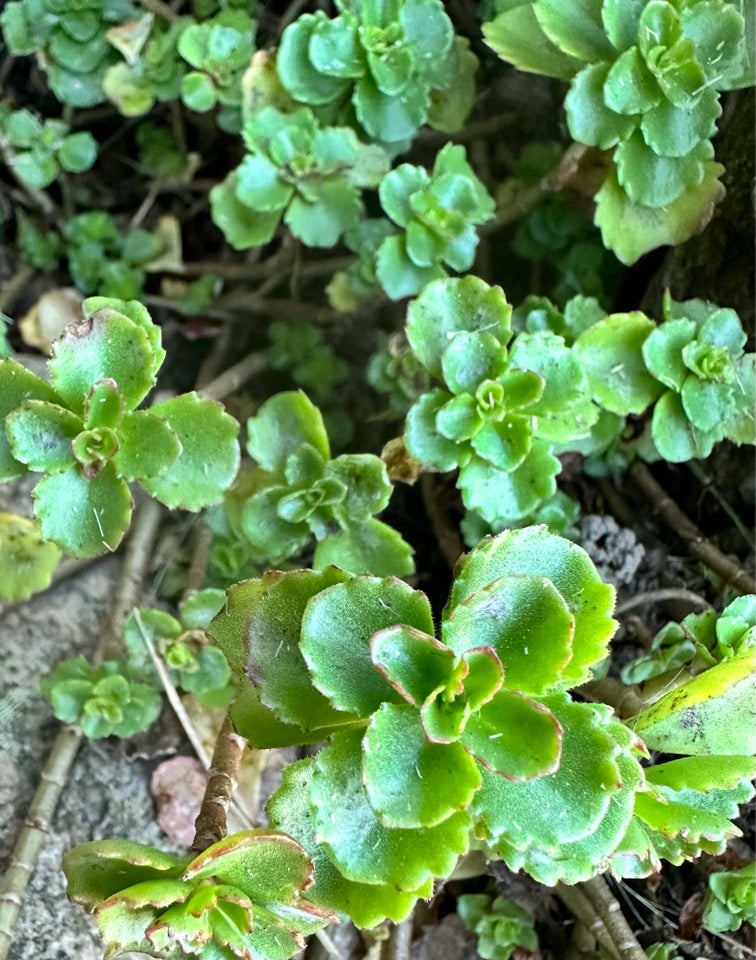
[627,461,756,595]
[419,473,464,569]
[580,877,650,960]
[614,588,712,616]
[0,263,34,315]
[197,349,268,402]
[191,714,246,854]
[0,499,163,959]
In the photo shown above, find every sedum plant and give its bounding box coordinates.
[62,831,336,958]
[0,297,240,556]
[456,893,538,960]
[0,512,61,601]
[0,0,139,107]
[483,0,754,263]
[701,864,756,933]
[219,391,414,577]
[210,106,389,250]
[0,107,97,189]
[403,276,597,524]
[276,0,467,147]
[376,144,495,299]
[124,589,232,707]
[41,655,162,739]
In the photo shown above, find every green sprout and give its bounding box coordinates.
[457,893,538,960]
[0,107,97,188]
[702,864,756,933]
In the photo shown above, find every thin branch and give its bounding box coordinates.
[580,877,650,960]
[687,459,755,549]
[0,263,34,316]
[0,499,164,959]
[615,588,712,616]
[627,461,756,595]
[197,349,268,402]
[419,473,465,569]
[191,714,246,854]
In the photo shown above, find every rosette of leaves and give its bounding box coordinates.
[276,0,462,146]
[483,0,753,263]
[124,589,232,707]
[456,893,538,960]
[211,526,648,904]
[403,277,597,524]
[41,655,161,738]
[103,15,187,117]
[0,107,97,189]
[366,332,429,418]
[0,297,240,556]
[0,0,139,107]
[621,595,755,685]
[62,831,336,959]
[177,9,255,131]
[210,106,388,250]
[641,295,755,462]
[0,512,60,601]
[61,211,165,300]
[223,390,414,577]
[268,322,347,403]
[702,864,756,933]
[376,144,495,299]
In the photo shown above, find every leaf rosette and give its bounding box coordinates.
[62,831,336,959]
[0,297,239,556]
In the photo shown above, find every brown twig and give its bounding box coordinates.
[577,676,645,719]
[419,473,464,569]
[615,588,712,616]
[191,714,246,854]
[580,877,650,960]
[627,461,755,595]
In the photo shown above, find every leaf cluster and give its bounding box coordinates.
[0,107,97,189]
[0,297,240,556]
[62,831,335,959]
[276,0,470,146]
[217,391,414,577]
[210,106,388,250]
[456,893,538,960]
[267,322,347,404]
[0,0,139,107]
[702,864,756,933]
[483,0,753,262]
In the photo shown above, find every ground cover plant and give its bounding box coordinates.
[0,2,754,960]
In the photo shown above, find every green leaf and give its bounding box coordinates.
[427,37,477,133]
[604,46,661,115]
[448,526,616,687]
[58,131,97,173]
[241,486,311,561]
[483,4,584,80]
[405,390,463,471]
[681,378,735,433]
[268,759,432,927]
[34,463,132,557]
[0,512,61,601]
[181,71,217,112]
[629,653,756,756]
[277,14,350,105]
[179,588,226,631]
[380,164,431,229]
[533,0,615,62]
[642,318,696,390]
[354,73,429,143]
[442,574,574,695]
[308,15,364,79]
[470,417,532,472]
[48,306,158,415]
[616,133,711,208]
[651,389,719,462]
[209,174,282,250]
[235,153,292,213]
[311,729,471,889]
[594,162,725,265]
[13,151,59,189]
[301,576,434,717]
[247,391,329,473]
[370,623,456,707]
[113,410,181,482]
[601,0,646,51]
[375,235,446,300]
[313,518,415,578]
[139,393,239,510]
[574,312,665,414]
[564,62,639,149]
[407,277,512,380]
[63,839,187,911]
[82,299,165,373]
[215,569,356,734]
[6,400,80,473]
[640,88,721,158]
[363,703,482,828]
[457,441,560,524]
[680,0,745,86]
[0,359,66,481]
[461,688,561,778]
[284,179,362,248]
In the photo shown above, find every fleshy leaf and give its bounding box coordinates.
[629,652,756,756]
[33,463,133,557]
[310,729,471,890]
[140,393,239,510]
[313,518,415,578]
[362,702,482,828]
[301,576,433,716]
[442,574,574,695]
[268,759,432,927]
[371,623,455,706]
[6,400,80,474]
[483,4,584,80]
[48,307,158,414]
[113,410,181,482]
[447,526,616,686]
[247,391,330,473]
[0,359,62,481]
[0,513,61,601]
